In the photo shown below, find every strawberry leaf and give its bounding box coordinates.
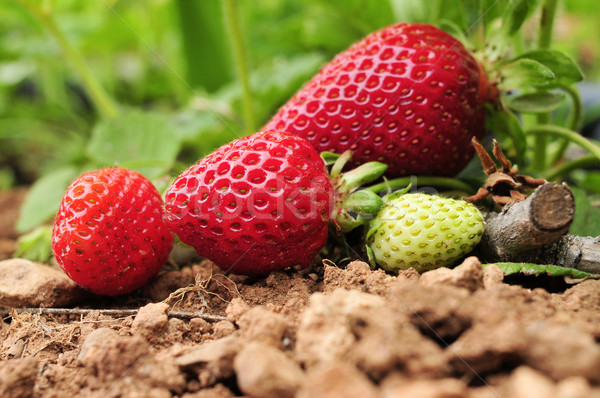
[569,186,600,237]
[486,262,598,278]
[498,58,555,91]
[501,0,540,37]
[505,91,566,113]
[16,166,81,233]
[87,110,181,179]
[511,50,584,87]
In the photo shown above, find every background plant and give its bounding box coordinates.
[1,0,599,262]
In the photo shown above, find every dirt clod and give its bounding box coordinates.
[132,302,169,341]
[234,341,304,398]
[502,366,556,398]
[296,362,378,398]
[0,357,39,398]
[419,256,484,292]
[380,376,468,398]
[0,258,86,307]
[78,327,150,381]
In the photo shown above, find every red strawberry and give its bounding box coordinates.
[264,22,487,177]
[164,131,336,277]
[52,168,173,295]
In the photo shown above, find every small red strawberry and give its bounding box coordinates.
[264,23,487,177]
[52,168,173,295]
[164,131,336,277]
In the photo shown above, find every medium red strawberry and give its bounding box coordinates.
[164,131,336,277]
[52,168,173,295]
[264,22,487,177]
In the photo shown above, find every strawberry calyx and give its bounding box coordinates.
[322,151,388,232]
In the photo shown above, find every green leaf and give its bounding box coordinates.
[87,110,181,179]
[16,166,80,233]
[315,0,395,34]
[505,91,566,113]
[174,0,233,92]
[511,50,584,87]
[486,262,598,278]
[569,186,600,237]
[571,170,600,195]
[499,59,555,91]
[485,108,527,165]
[501,0,540,36]
[14,225,54,263]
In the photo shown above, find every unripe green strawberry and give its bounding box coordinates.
[367,193,484,273]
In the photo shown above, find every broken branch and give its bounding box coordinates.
[477,182,600,274]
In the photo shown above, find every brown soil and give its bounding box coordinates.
[2,188,600,398]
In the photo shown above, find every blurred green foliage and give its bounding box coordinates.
[1,0,600,241]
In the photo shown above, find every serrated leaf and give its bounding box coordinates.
[501,0,540,36]
[16,166,80,233]
[485,262,598,278]
[569,186,600,237]
[506,91,566,113]
[87,110,181,179]
[512,50,584,87]
[499,59,555,91]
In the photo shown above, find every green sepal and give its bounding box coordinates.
[336,210,367,233]
[344,190,383,215]
[506,91,566,114]
[320,151,342,167]
[381,183,412,202]
[366,244,377,269]
[336,161,388,193]
[330,150,353,179]
[365,216,382,242]
[498,58,555,91]
[336,190,383,233]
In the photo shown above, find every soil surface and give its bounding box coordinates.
[2,188,600,398]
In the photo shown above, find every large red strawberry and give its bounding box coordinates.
[165,131,387,277]
[264,22,487,177]
[52,168,173,295]
[164,131,336,277]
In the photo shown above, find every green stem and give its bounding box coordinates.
[18,1,118,119]
[533,0,558,171]
[564,84,584,132]
[526,125,600,161]
[547,84,584,166]
[545,154,599,181]
[223,0,255,134]
[365,176,475,195]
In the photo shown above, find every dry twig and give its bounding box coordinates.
[0,307,226,322]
